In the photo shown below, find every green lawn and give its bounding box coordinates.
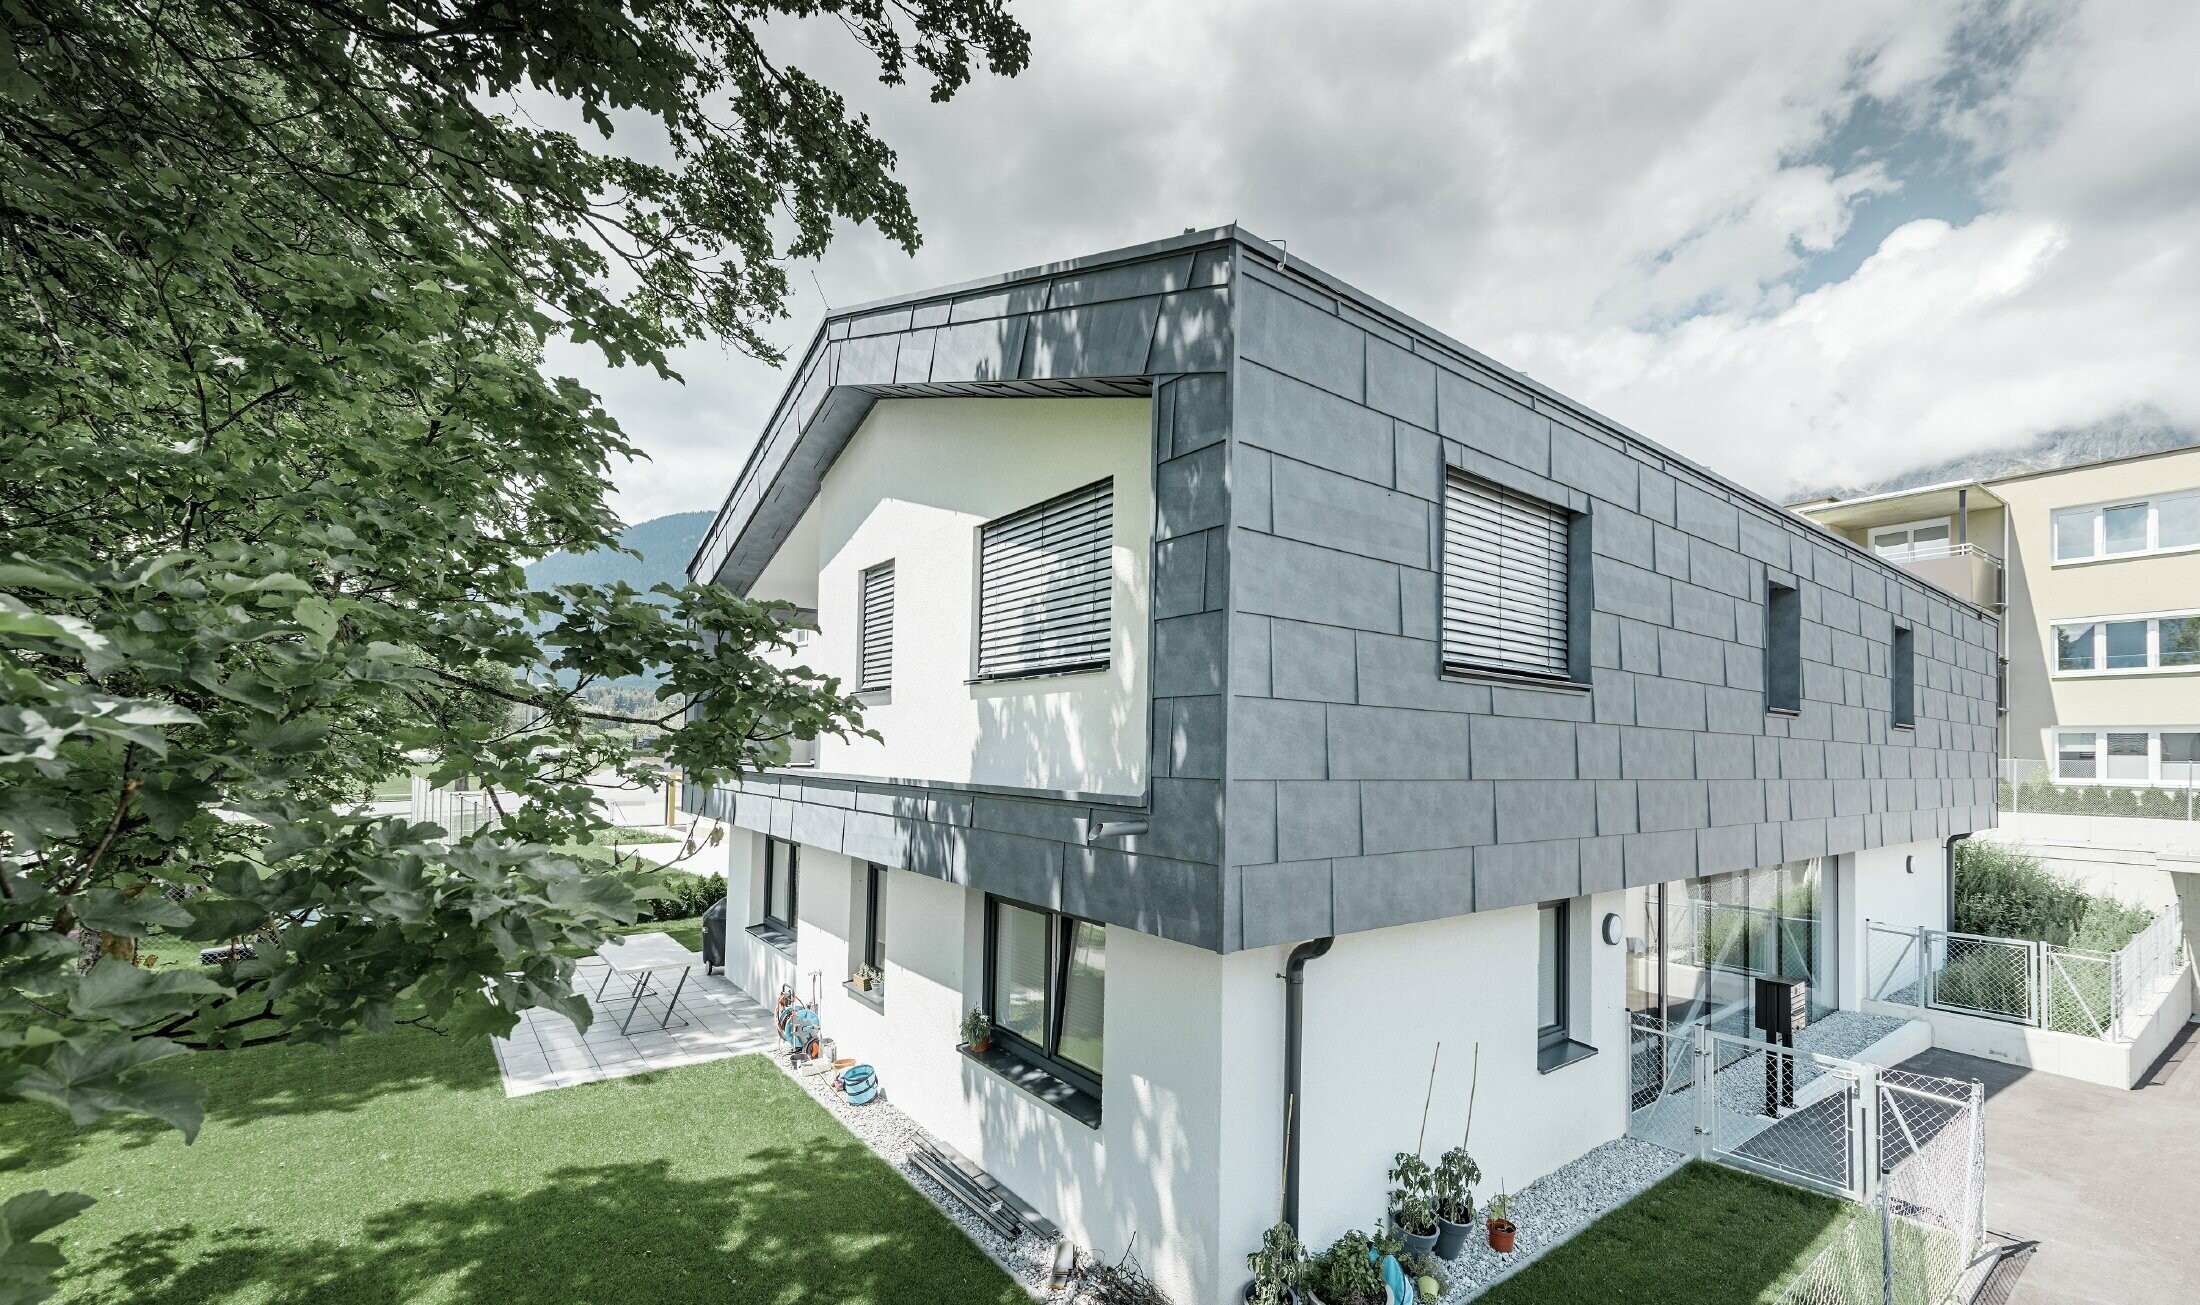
[0,934,1018,1305]
[1479,1162,1859,1305]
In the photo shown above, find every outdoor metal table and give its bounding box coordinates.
[588,932,697,1034]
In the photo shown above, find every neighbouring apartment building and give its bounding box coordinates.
[1793,445,2200,808]
[684,227,2000,1304]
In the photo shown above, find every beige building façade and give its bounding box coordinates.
[1793,444,2200,800]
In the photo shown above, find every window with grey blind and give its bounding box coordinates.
[857,561,894,690]
[975,479,1113,680]
[1441,470,1573,680]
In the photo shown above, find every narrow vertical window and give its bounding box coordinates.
[857,560,894,690]
[1891,625,1916,730]
[857,862,887,1000]
[758,838,799,947]
[1536,900,1579,1072]
[1765,579,1801,714]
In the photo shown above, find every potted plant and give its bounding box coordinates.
[852,964,881,992]
[959,1006,991,1054]
[1485,1188,1516,1254]
[1244,1220,1305,1304]
[1386,1153,1440,1258]
[1305,1229,1391,1305]
[1397,1251,1448,1303]
[1431,1145,1480,1260]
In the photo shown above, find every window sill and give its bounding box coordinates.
[842,980,885,1012]
[745,923,796,957]
[967,662,1111,686]
[959,1042,1101,1128]
[1440,665,1592,694]
[1766,706,1801,718]
[1536,1039,1598,1075]
[1892,723,1915,733]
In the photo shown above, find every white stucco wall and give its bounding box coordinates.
[750,396,1154,797]
[1840,838,1951,1009]
[713,843,1230,1304]
[1287,893,1630,1252]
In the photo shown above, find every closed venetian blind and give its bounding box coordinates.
[1442,470,1571,678]
[976,479,1113,679]
[858,561,893,690]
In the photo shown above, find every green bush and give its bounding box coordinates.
[639,870,726,923]
[1952,841,2151,952]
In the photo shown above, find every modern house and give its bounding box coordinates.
[1792,446,2200,808]
[683,227,2000,1303]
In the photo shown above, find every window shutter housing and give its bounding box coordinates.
[976,480,1114,679]
[1441,471,1573,679]
[858,561,893,690]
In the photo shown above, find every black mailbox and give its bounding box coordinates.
[1754,975,1808,1038]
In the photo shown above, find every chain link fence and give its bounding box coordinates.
[1774,1070,1987,1305]
[1627,1017,1987,1305]
[1867,916,2185,1041]
[410,779,497,839]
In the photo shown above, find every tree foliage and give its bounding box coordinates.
[0,1,1027,1295]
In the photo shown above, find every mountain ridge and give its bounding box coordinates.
[1795,411,2197,502]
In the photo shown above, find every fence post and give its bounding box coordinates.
[1914,924,1930,1012]
[1857,1062,1881,1206]
[1692,1021,1714,1162]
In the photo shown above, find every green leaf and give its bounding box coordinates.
[13,1035,205,1139]
[293,596,338,651]
[173,898,269,942]
[65,959,226,1027]
[70,889,194,938]
[0,1189,96,1305]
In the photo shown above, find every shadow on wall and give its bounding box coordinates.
[969,666,1142,799]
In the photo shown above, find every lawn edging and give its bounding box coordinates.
[1448,1138,1688,1301]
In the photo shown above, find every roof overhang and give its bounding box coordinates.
[1789,478,2006,533]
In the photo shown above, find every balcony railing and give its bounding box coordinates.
[1874,541,2003,608]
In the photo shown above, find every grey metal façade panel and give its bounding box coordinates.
[690,226,1997,954]
[1219,231,1998,930]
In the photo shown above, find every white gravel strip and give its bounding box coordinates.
[766,1050,1068,1301]
[1793,1009,1908,1061]
[1436,1135,1688,1302]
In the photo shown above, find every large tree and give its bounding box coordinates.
[0,2,1028,1296]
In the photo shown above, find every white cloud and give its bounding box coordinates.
[553,0,2200,523]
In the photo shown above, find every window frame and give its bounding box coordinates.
[2050,728,2200,788]
[759,837,799,941]
[856,560,895,692]
[861,862,886,980]
[1439,469,1585,687]
[971,479,1115,683]
[1890,625,1916,730]
[2049,609,2200,677]
[982,896,1105,1100]
[2051,491,2200,566]
[1764,576,1802,715]
[1536,899,1570,1051]
[1867,516,1954,562]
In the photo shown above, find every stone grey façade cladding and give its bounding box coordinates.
[1217,257,1999,951]
[683,234,1248,950]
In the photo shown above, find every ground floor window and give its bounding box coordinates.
[1537,900,1569,1047]
[985,898,1105,1095]
[2052,728,2200,787]
[753,837,798,950]
[1625,858,1837,1032]
[859,862,886,998]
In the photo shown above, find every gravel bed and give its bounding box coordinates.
[1794,1009,1908,1060]
[768,1050,1066,1300]
[1435,1135,1687,1301]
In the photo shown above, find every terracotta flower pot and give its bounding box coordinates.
[1486,1217,1516,1254]
[970,1036,990,1054]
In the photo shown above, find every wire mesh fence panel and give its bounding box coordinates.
[411,785,496,840]
[2042,948,2113,1038]
[1626,1016,1700,1156]
[1775,1068,1986,1305]
[1706,1030,1860,1198]
[2109,912,2185,1038]
[1926,931,2037,1025]
[1866,922,1925,1006]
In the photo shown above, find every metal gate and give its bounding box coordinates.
[1628,1016,1989,1304]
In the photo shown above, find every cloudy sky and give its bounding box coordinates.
[547,0,2200,527]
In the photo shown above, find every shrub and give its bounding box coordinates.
[1306,1229,1384,1305]
[639,870,726,923]
[1952,841,2151,952]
